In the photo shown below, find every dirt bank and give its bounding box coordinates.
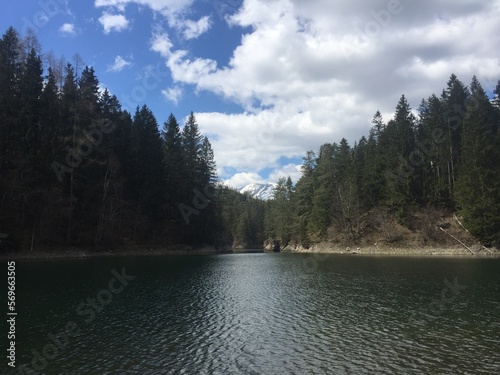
[281,242,499,257]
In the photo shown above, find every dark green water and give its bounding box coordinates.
[4,253,500,374]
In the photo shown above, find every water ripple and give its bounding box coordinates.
[14,254,500,374]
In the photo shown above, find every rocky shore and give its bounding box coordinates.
[2,243,499,260]
[279,242,500,257]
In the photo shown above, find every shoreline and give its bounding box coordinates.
[282,244,500,258]
[0,244,232,260]
[1,244,499,260]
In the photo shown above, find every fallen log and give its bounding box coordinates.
[453,213,493,254]
[438,227,475,255]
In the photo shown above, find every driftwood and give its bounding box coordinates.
[438,226,475,255]
[453,213,493,254]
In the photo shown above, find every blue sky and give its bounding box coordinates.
[2,0,500,188]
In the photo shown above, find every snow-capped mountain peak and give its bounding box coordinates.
[238,183,276,200]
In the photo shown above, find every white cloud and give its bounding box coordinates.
[95,0,212,40]
[145,0,500,183]
[269,164,303,184]
[59,23,76,35]
[182,16,211,39]
[150,31,173,56]
[107,55,132,72]
[95,0,195,29]
[95,0,194,14]
[162,85,183,104]
[98,12,130,34]
[224,172,266,189]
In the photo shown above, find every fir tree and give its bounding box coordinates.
[456,77,500,245]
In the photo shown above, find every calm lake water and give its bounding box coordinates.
[7,253,500,374]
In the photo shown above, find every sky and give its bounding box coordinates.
[2,0,500,188]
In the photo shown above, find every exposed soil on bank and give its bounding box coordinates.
[280,243,500,257]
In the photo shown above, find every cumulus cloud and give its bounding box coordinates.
[59,23,76,35]
[269,164,303,184]
[147,0,500,184]
[224,172,266,189]
[107,55,132,72]
[95,0,197,34]
[150,31,173,56]
[95,0,194,15]
[98,12,130,33]
[162,85,183,104]
[181,16,211,39]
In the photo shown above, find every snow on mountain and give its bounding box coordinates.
[238,183,276,200]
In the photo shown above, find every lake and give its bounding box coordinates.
[8,253,500,374]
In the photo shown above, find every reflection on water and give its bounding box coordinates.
[11,254,500,374]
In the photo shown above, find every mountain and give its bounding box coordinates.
[239,183,276,200]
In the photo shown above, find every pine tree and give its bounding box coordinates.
[442,74,469,199]
[309,143,337,238]
[162,113,185,221]
[492,80,500,117]
[370,110,385,141]
[0,27,21,178]
[382,95,416,221]
[416,94,450,206]
[267,177,294,246]
[200,136,217,185]
[131,105,166,232]
[456,76,500,245]
[40,68,60,153]
[16,47,44,231]
[364,112,386,208]
[182,111,204,190]
[293,150,316,245]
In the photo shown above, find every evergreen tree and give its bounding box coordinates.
[182,111,204,189]
[0,27,21,178]
[416,94,451,206]
[364,112,386,208]
[309,143,337,238]
[130,105,166,238]
[382,95,416,221]
[200,136,217,185]
[442,74,469,198]
[370,110,385,141]
[267,177,294,246]
[162,113,185,221]
[293,150,316,245]
[456,77,500,245]
[40,68,60,155]
[492,80,500,112]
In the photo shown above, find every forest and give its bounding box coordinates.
[262,77,500,249]
[0,26,235,249]
[1,26,499,252]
